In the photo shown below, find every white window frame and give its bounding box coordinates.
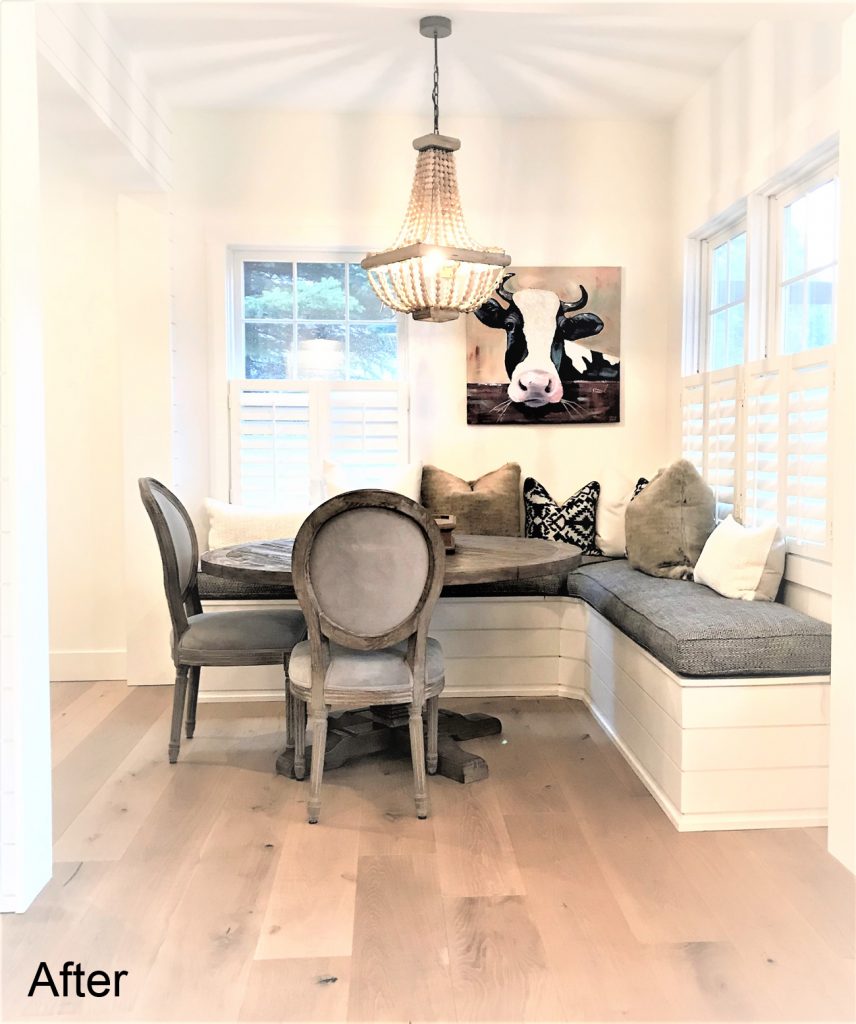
[700,218,748,372]
[680,146,839,573]
[768,165,839,361]
[225,247,410,507]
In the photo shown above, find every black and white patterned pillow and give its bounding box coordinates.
[524,477,601,554]
[631,477,649,500]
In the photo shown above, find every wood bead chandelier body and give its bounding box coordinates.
[361,15,511,323]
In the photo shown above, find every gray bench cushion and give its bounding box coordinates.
[567,560,831,678]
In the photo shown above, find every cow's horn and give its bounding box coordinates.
[496,273,516,302]
[560,285,588,313]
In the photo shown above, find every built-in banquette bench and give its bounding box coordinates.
[197,557,831,833]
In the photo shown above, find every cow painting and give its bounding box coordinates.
[466,267,621,425]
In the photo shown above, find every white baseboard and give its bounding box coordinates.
[49,649,127,682]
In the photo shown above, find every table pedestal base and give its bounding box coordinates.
[274,707,502,784]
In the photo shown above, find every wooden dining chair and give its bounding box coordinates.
[139,478,306,763]
[288,489,446,823]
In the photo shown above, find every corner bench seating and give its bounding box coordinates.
[197,558,831,833]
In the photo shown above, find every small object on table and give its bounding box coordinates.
[434,514,457,553]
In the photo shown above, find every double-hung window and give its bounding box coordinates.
[682,160,838,561]
[228,251,408,508]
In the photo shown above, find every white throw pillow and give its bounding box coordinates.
[595,474,639,557]
[204,498,311,550]
[323,461,423,502]
[693,514,786,601]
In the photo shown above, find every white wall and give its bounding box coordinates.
[0,1,53,913]
[669,17,843,624]
[39,139,128,682]
[829,11,856,876]
[170,109,673,530]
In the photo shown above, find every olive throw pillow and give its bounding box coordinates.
[625,460,715,579]
[523,477,601,555]
[420,463,523,536]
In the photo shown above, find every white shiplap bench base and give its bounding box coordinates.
[199,595,830,832]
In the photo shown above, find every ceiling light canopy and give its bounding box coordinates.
[361,15,511,323]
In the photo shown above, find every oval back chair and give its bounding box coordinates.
[139,478,306,763]
[289,489,446,823]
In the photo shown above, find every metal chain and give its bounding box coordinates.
[432,31,439,134]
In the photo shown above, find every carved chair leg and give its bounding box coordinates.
[169,666,189,764]
[426,694,439,775]
[293,693,307,781]
[185,666,200,739]
[284,655,294,748]
[409,707,429,819]
[307,710,328,824]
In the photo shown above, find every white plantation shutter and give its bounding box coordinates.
[230,380,408,508]
[783,352,833,553]
[230,382,315,508]
[680,375,705,475]
[704,369,740,520]
[325,384,407,480]
[743,362,782,528]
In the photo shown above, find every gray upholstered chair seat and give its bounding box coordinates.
[567,559,831,677]
[178,609,306,660]
[288,637,445,703]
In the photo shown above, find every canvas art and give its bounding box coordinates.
[466,266,622,425]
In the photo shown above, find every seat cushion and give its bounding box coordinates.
[289,637,445,702]
[179,608,306,660]
[567,560,831,677]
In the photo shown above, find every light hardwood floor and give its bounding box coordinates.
[1,682,854,1022]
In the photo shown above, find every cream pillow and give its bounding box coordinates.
[204,498,311,550]
[693,514,786,601]
[595,474,648,556]
[323,461,423,502]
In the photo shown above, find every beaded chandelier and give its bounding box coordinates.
[361,16,511,323]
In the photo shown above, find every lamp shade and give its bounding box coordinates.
[361,134,511,323]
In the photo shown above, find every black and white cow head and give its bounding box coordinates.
[474,273,616,408]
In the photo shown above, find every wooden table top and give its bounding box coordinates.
[201,534,582,587]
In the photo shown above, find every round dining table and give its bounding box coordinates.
[201,534,582,784]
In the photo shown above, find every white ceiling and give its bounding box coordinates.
[94,2,850,119]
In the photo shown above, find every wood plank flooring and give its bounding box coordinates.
[1,684,853,1022]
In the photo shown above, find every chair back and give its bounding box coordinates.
[139,477,201,640]
[292,490,445,708]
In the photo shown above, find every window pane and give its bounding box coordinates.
[349,264,395,321]
[245,323,291,379]
[807,267,835,348]
[783,195,808,280]
[295,323,345,379]
[349,324,399,381]
[728,232,746,303]
[807,179,837,270]
[297,263,346,320]
[711,241,729,308]
[727,303,745,366]
[243,262,292,319]
[709,309,728,369]
[782,280,807,355]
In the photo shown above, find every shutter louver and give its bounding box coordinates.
[783,353,833,553]
[705,370,740,520]
[230,382,313,508]
[743,363,781,528]
[681,376,705,476]
[326,385,404,482]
